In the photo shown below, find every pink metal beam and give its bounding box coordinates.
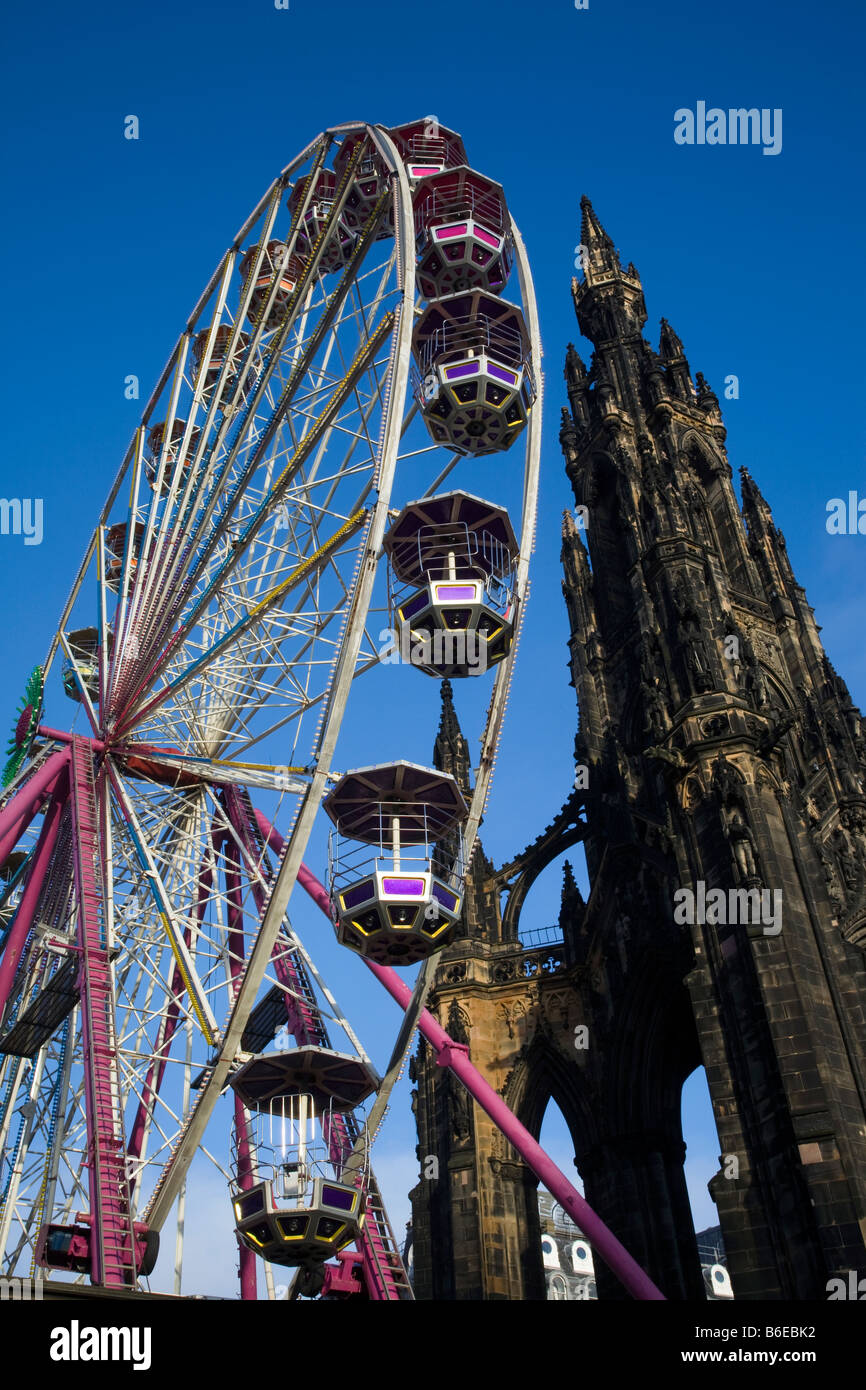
[224,830,258,1302]
[270,835,666,1302]
[0,749,70,868]
[0,768,70,1017]
[36,727,105,750]
[70,736,135,1287]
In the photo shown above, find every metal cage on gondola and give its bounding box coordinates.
[383,491,518,679]
[324,762,467,966]
[412,290,535,455]
[230,1047,377,1271]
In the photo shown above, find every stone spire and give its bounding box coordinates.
[572,197,647,350]
[433,678,471,795]
[556,200,866,1302]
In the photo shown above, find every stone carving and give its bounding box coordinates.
[725,807,759,881]
[702,714,728,738]
[805,794,822,827]
[824,712,848,755]
[672,571,715,693]
[640,678,669,740]
[754,765,779,796]
[833,829,859,893]
[449,1076,472,1142]
[799,690,824,758]
[758,710,799,757]
[447,1000,471,1044]
[711,750,744,804]
[816,839,843,908]
[496,1002,514,1040]
[639,633,659,686]
[684,776,704,808]
[841,804,866,835]
[742,632,769,709]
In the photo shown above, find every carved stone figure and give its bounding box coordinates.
[824,712,847,754]
[639,633,658,686]
[816,840,843,907]
[640,678,668,740]
[449,1076,471,1143]
[711,750,741,804]
[742,634,768,708]
[800,691,824,757]
[834,829,859,892]
[674,602,714,693]
[725,807,759,880]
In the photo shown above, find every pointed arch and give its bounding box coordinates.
[501,1029,597,1156]
[495,800,588,939]
[605,948,702,1137]
[680,430,750,589]
[583,451,635,639]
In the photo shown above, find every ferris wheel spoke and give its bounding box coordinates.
[126,173,390,678]
[126,180,294,621]
[107,765,219,1044]
[132,396,393,755]
[114,319,394,736]
[127,511,371,734]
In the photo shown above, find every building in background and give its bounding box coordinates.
[538,1196,733,1301]
[538,1194,596,1300]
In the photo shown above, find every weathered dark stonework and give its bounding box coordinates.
[409,199,866,1300]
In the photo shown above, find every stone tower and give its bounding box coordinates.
[408,198,866,1300]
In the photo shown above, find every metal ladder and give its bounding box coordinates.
[70,737,135,1287]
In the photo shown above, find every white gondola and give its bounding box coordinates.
[413,165,513,299]
[324,761,467,966]
[384,490,518,679]
[230,1047,377,1274]
[61,627,101,703]
[412,289,535,455]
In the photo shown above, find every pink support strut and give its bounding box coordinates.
[70,736,135,1287]
[360,959,665,1301]
[0,749,71,868]
[0,770,71,1016]
[224,831,258,1301]
[282,845,666,1301]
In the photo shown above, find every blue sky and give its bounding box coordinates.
[1,0,864,1295]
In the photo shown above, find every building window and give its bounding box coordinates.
[550,1275,568,1301]
[541,1236,560,1269]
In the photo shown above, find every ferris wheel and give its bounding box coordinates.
[0,119,662,1302]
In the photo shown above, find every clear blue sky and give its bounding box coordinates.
[1,0,864,1294]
